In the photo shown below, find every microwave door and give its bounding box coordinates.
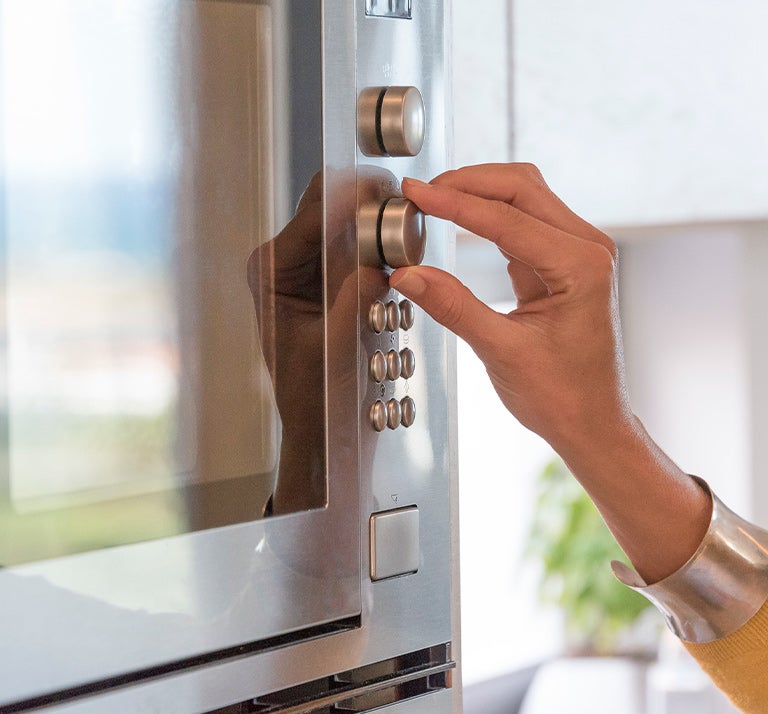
[0,1,360,708]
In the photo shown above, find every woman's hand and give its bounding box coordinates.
[392,163,630,455]
[392,163,710,584]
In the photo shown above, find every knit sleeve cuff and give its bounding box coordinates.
[611,477,768,643]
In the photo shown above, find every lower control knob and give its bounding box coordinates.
[359,197,427,269]
[380,198,427,268]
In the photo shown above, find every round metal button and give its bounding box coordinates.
[399,299,415,330]
[386,399,402,430]
[379,198,427,268]
[369,301,386,333]
[369,350,387,383]
[400,348,415,379]
[379,86,426,157]
[370,400,387,432]
[400,396,416,428]
[386,349,402,381]
[385,300,400,332]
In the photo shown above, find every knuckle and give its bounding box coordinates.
[595,233,618,260]
[585,243,617,283]
[516,162,547,187]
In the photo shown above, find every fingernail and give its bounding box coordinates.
[389,268,427,297]
[401,177,431,190]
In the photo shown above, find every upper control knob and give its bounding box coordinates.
[358,86,426,157]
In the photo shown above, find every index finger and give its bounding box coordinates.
[430,163,614,253]
[402,177,580,283]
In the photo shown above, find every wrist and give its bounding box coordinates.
[550,414,712,584]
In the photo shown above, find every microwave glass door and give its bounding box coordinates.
[0,0,360,706]
[1,0,327,564]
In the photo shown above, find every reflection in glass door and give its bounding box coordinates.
[0,0,324,566]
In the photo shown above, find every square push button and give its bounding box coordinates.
[370,506,420,581]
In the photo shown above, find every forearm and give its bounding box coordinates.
[553,414,711,585]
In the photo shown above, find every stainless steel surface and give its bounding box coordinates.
[1,0,459,711]
[612,476,768,642]
[370,350,388,383]
[386,349,403,381]
[400,396,416,428]
[369,301,387,333]
[370,507,421,581]
[399,299,416,330]
[400,348,416,379]
[386,300,402,331]
[380,198,428,267]
[379,86,426,157]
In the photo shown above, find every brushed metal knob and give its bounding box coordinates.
[357,86,425,157]
[379,198,427,268]
[358,197,427,269]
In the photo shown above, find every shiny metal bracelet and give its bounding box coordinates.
[611,477,768,643]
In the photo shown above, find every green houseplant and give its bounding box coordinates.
[525,457,657,657]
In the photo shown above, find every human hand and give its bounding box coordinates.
[390,163,632,457]
[391,164,714,584]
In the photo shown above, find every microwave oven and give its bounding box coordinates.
[0,1,459,711]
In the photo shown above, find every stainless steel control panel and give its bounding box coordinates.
[356,11,457,712]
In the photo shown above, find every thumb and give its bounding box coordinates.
[389,265,505,348]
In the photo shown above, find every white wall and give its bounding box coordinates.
[452,0,512,168]
[513,0,768,227]
[619,225,750,517]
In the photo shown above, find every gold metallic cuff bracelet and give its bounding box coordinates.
[611,477,768,643]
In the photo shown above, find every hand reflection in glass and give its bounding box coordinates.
[247,172,360,516]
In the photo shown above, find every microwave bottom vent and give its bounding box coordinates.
[208,643,455,714]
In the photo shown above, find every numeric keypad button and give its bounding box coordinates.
[386,399,402,430]
[399,348,415,379]
[369,350,387,383]
[399,299,415,330]
[370,400,387,432]
[400,396,416,428]
[369,301,386,334]
[385,300,400,331]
